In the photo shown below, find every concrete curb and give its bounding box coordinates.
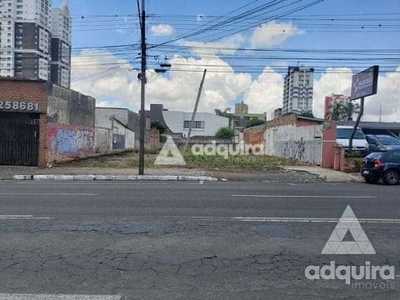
[13,174,222,182]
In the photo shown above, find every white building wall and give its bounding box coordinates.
[52,5,71,43]
[125,130,135,149]
[95,108,128,130]
[163,111,229,137]
[23,0,52,30]
[95,108,135,153]
[265,124,323,165]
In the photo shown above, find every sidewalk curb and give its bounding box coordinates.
[12,174,222,182]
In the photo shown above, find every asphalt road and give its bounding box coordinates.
[0,180,399,300]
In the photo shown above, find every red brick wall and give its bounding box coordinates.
[243,124,266,145]
[0,79,48,113]
[266,114,297,128]
[321,122,337,168]
[0,79,48,167]
[297,119,321,127]
[146,128,160,151]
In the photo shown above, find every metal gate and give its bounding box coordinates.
[0,112,40,166]
[113,134,125,150]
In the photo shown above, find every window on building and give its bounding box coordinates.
[183,121,205,129]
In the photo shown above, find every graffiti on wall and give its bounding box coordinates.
[48,124,94,160]
[283,137,306,160]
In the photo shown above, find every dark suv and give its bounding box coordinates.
[361,149,400,185]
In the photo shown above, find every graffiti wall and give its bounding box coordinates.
[265,124,323,165]
[47,123,95,162]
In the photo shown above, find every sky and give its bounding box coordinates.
[54,0,400,121]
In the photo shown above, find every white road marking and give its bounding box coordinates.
[233,217,400,224]
[0,294,121,300]
[0,215,54,220]
[164,216,400,224]
[0,193,98,196]
[231,194,377,199]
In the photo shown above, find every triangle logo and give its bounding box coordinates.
[154,136,186,166]
[321,205,375,255]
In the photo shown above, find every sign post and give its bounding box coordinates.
[348,65,379,153]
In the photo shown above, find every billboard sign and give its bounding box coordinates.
[350,65,379,100]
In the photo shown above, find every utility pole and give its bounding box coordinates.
[138,0,146,175]
[184,69,207,152]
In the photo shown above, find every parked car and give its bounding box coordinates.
[365,134,400,152]
[336,125,369,154]
[360,149,400,185]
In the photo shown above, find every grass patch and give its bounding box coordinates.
[56,150,309,171]
[182,151,305,171]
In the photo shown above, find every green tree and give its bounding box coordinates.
[245,118,266,128]
[341,101,360,121]
[326,101,342,120]
[151,120,168,134]
[326,101,360,121]
[300,110,315,118]
[215,127,235,139]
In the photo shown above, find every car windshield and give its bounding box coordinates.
[337,128,365,139]
[376,135,400,145]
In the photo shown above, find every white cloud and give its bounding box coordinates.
[71,50,138,107]
[313,68,353,118]
[151,24,174,36]
[180,34,246,55]
[243,67,283,119]
[71,50,400,122]
[250,21,304,48]
[145,54,252,112]
[71,50,251,113]
[313,67,400,122]
[363,68,400,121]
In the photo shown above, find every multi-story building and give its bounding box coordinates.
[231,102,266,129]
[51,1,71,88]
[273,107,283,119]
[0,0,71,87]
[282,66,314,115]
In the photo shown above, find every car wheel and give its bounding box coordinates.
[364,177,379,184]
[383,170,400,185]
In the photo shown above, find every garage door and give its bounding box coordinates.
[0,112,39,166]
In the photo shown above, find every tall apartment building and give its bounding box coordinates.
[0,0,71,88]
[282,66,314,115]
[51,1,71,88]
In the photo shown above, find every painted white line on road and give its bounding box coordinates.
[0,215,54,220]
[233,217,400,224]
[0,193,98,196]
[0,295,121,300]
[231,194,377,199]
[164,215,400,224]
